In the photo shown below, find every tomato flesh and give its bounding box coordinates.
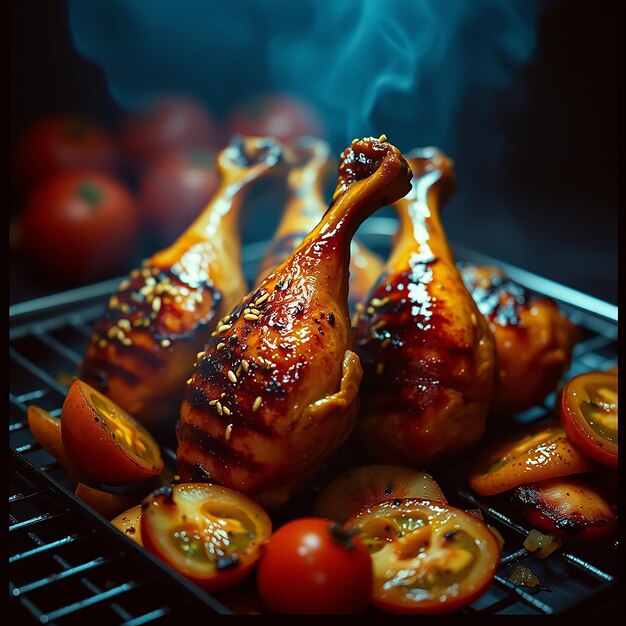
[61,378,164,485]
[560,371,618,469]
[467,421,595,496]
[111,505,143,546]
[141,483,271,592]
[345,499,500,614]
[514,476,618,541]
[313,465,447,522]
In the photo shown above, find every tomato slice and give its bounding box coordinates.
[61,378,164,485]
[345,499,500,614]
[559,371,617,469]
[514,476,618,541]
[313,465,446,522]
[27,404,91,485]
[467,421,595,496]
[112,504,143,546]
[75,483,141,519]
[140,483,272,592]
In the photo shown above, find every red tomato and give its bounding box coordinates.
[139,146,219,244]
[256,517,372,614]
[467,421,595,496]
[141,483,271,593]
[227,93,325,145]
[345,499,500,614]
[61,378,164,485]
[514,476,618,541]
[121,95,218,168]
[21,169,139,284]
[559,371,617,469]
[15,114,119,189]
[313,465,447,522]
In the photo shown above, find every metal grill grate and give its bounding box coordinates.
[9,221,618,620]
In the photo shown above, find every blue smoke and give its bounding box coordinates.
[68,0,548,155]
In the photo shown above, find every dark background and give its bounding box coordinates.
[9,0,618,305]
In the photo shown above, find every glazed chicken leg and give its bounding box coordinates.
[354,147,496,466]
[177,136,412,509]
[459,263,578,415]
[255,136,385,313]
[81,137,284,434]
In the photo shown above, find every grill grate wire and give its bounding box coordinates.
[9,229,618,621]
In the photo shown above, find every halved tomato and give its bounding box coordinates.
[313,465,446,522]
[514,475,618,541]
[345,499,500,614]
[61,378,164,485]
[27,404,90,485]
[467,421,595,496]
[560,371,617,469]
[111,504,143,546]
[140,483,272,592]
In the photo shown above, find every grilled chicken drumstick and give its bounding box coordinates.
[255,136,385,313]
[460,264,578,415]
[354,147,496,466]
[177,136,413,509]
[81,137,284,433]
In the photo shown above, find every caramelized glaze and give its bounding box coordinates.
[460,264,578,415]
[177,136,412,509]
[81,137,284,433]
[354,147,496,466]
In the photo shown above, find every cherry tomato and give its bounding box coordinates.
[111,505,143,546]
[21,169,139,284]
[227,93,325,145]
[560,371,618,469]
[27,404,90,486]
[75,483,141,519]
[61,378,164,485]
[514,476,618,541]
[467,421,595,496]
[141,483,271,593]
[15,114,118,189]
[313,465,447,522]
[256,517,372,614]
[345,499,500,614]
[121,95,218,168]
[139,146,219,244]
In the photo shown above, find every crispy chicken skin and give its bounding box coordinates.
[255,136,385,313]
[177,136,413,509]
[354,147,496,467]
[81,137,284,434]
[460,264,578,415]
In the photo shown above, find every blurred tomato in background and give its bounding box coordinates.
[21,169,139,285]
[120,94,220,169]
[227,93,325,146]
[139,145,219,245]
[16,114,119,190]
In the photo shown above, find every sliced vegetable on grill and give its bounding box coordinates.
[559,370,618,469]
[313,464,446,522]
[111,504,143,546]
[467,420,595,496]
[27,404,91,486]
[345,498,500,614]
[140,483,271,592]
[61,378,164,486]
[514,475,618,541]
